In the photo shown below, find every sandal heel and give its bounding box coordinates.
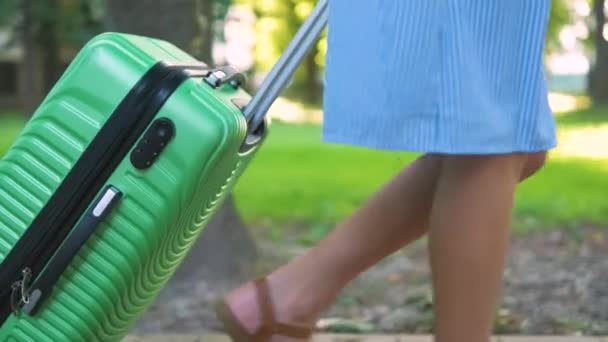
[215,299,254,342]
[214,277,314,342]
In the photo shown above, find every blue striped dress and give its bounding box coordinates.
[322,1,558,154]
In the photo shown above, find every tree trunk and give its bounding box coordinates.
[305,44,321,104]
[106,0,200,55]
[196,0,215,64]
[19,0,39,114]
[171,198,258,284]
[39,0,62,93]
[105,0,258,284]
[589,0,608,104]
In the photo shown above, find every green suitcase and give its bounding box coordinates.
[0,1,327,341]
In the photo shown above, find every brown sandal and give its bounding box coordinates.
[215,277,314,341]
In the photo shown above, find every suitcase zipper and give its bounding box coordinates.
[9,268,32,316]
[0,62,211,323]
[21,186,123,316]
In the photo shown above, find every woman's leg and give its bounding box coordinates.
[223,152,546,340]
[225,154,443,335]
[428,153,528,342]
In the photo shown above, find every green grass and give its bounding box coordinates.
[233,122,418,222]
[0,114,27,155]
[232,120,608,236]
[2,107,607,243]
[514,156,608,229]
[555,105,608,128]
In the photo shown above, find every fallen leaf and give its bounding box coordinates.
[386,273,403,283]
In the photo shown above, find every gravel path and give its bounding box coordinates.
[132,225,608,336]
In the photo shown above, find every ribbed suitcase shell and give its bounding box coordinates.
[0,33,262,341]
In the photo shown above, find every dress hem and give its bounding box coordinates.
[321,132,558,155]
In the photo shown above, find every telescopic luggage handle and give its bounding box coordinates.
[243,0,328,134]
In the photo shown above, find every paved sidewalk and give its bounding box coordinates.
[125,334,608,342]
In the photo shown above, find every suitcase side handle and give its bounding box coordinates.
[21,186,123,316]
[243,0,328,134]
[204,65,247,89]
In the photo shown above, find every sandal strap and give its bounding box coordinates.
[274,321,314,338]
[252,277,314,340]
[254,277,276,339]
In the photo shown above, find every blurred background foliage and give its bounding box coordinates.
[0,0,607,239]
[2,0,606,109]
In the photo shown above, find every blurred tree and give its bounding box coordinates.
[236,0,326,104]
[105,0,259,285]
[105,0,203,59]
[21,0,38,113]
[0,0,39,112]
[241,0,571,105]
[39,0,61,92]
[213,0,234,41]
[0,0,105,112]
[198,0,215,63]
[589,0,608,103]
[105,0,231,65]
[548,0,572,53]
[39,0,105,89]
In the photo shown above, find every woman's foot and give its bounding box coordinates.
[219,274,319,342]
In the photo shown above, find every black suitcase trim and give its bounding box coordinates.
[0,61,211,324]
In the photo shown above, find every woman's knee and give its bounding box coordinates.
[432,152,547,181]
[459,152,546,181]
[438,153,527,184]
[520,151,548,181]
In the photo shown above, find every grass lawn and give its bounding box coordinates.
[1,104,607,243]
[0,114,27,156]
[232,119,608,239]
[555,104,608,128]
